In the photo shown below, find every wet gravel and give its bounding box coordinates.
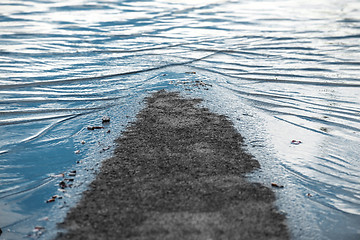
[56,90,289,240]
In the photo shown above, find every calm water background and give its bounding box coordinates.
[0,0,359,239]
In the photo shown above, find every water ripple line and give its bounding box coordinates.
[0,52,218,90]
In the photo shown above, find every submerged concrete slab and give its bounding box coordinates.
[57,90,289,240]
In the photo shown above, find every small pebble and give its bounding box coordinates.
[59,181,67,189]
[271,183,284,188]
[102,116,110,123]
[33,226,45,232]
[51,173,64,178]
[46,198,55,203]
[87,126,104,130]
[320,127,328,132]
[291,140,302,145]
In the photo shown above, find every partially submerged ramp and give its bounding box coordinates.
[57,90,288,240]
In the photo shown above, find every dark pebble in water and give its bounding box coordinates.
[271,183,284,188]
[87,126,104,130]
[291,140,302,145]
[320,127,328,132]
[59,181,67,189]
[102,116,110,123]
[46,198,55,203]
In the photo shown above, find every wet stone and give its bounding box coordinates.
[102,116,110,123]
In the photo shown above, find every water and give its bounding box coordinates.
[0,0,359,239]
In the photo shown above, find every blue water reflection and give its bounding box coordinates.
[0,0,359,239]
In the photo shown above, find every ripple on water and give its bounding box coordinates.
[0,0,360,239]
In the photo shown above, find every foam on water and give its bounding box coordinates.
[0,0,359,239]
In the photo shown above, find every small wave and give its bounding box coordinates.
[0,104,115,116]
[0,177,54,200]
[337,18,360,23]
[191,65,360,87]
[322,34,360,40]
[298,68,333,72]
[0,53,217,90]
[0,114,78,126]
[325,61,360,66]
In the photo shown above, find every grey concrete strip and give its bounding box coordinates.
[57,90,289,240]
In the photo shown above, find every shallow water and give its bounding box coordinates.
[0,0,359,239]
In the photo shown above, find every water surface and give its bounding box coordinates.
[0,0,359,239]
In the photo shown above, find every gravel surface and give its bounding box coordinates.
[57,90,289,240]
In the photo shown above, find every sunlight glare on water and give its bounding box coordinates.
[0,0,359,239]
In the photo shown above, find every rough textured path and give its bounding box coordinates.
[57,90,289,240]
